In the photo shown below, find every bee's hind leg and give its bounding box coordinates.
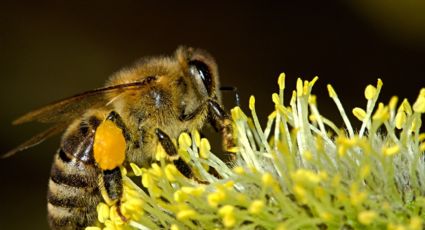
[99,168,127,222]
[96,111,131,222]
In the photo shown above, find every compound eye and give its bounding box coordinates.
[188,60,212,96]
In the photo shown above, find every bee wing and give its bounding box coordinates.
[4,80,153,158]
[2,123,67,158]
[13,81,149,125]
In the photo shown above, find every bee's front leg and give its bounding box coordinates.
[207,100,236,164]
[94,111,130,222]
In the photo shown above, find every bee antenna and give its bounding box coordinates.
[219,86,240,107]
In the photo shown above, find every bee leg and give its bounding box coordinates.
[99,167,127,222]
[106,111,131,141]
[155,128,178,158]
[155,128,208,184]
[207,100,236,165]
[97,111,131,222]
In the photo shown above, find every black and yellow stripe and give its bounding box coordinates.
[47,117,102,230]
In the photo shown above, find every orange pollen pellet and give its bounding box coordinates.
[93,120,126,170]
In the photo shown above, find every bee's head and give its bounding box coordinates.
[176,46,221,103]
[105,47,222,128]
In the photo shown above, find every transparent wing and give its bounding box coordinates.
[13,81,150,125]
[2,123,67,158]
[5,79,154,157]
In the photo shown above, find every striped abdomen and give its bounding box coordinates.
[47,118,102,230]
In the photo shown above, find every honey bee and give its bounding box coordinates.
[4,47,235,229]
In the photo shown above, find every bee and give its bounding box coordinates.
[4,47,236,230]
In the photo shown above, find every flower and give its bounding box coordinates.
[88,74,425,230]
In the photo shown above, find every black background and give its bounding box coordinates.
[1,1,424,229]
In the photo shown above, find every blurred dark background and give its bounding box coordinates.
[1,1,424,229]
